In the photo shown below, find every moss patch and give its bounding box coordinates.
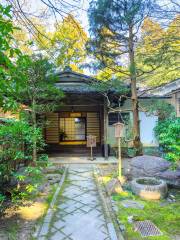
[113,190,180,240]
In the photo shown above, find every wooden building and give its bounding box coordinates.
[45,67,110,157]
[44,68,178,157]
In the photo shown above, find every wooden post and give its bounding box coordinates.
[113,122,124,179]
[118,137,122,178]
[103,98,108,159]
[87,135,96,161]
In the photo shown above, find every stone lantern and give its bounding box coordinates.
[114,122,124,138]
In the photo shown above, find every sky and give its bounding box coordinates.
[1,0,90,32]
[20,0,90,33]
[2,0,175,35]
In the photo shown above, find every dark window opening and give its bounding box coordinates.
[108,112,130,125]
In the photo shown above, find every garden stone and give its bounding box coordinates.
[160,201,169,207]
[167,198,174,203]
[46,174,61,184]
[131,155,171,178]
[127,216,134,223]
[121,200,144,209]
[157,170,180,188]
[172,235,180,240]
[106,178,123,195]
[44,166,60,174]
[38,183,49,192]
[119,224,126,231]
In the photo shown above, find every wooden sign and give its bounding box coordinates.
[87,135,96,147]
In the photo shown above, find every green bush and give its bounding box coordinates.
[155,115,180,165]
[0,120,45,185]
[0,120,48,213]
[11,165,44,204]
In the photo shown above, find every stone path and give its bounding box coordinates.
[47,165,113,240]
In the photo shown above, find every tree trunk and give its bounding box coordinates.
[128,26,143,156]
[32,99,37,162]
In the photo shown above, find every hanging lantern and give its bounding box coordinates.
[113,122,124,138]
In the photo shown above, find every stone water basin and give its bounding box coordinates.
[131,177,168,200]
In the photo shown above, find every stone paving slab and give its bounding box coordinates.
[42,164,113,240]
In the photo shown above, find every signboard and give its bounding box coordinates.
[87,135,96,147]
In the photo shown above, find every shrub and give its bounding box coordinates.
[0,119,48,214]
[0,120,45,185]
[155,115,180,165]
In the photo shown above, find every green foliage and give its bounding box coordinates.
[137,16,180,86]
[88,0,158,154]
[0,193,5,205]
[127,148,137,157]
[90,77,130,96]
[14,54,64,161]
[154,115,180,164]
[141,99,175,120]
[0,120,49,214]
[88,0,155,73]
[0,120,45,186]
[0,4,22,110]
[11,165,44,204]
[16,54,64,114]
[35,14,87,72]
[113,190,180,239]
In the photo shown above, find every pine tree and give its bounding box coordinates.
[88,0,156,154]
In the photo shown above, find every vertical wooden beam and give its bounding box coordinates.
[103,98,109,159]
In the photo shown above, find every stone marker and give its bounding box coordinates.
[106,178,123,195]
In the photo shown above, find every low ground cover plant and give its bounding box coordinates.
[113,189,180,240]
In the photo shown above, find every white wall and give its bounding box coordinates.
[139,112,158,146]
[107,110,159,148]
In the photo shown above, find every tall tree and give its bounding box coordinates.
[88,0,156,154]
[35,15,88,72]
[15,55,64,161]
[137,16,180,86]
[13,26,33,55]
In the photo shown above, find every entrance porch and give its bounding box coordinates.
[45,99,109,157]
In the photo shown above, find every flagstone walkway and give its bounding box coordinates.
[46,165,114,240]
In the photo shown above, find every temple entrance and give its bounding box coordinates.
[45,110,103,156]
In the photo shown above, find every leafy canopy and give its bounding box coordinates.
[155,115,180,165]
[35,14,87,72]
[137,16,180,86]
[15,54,64,116]
[0,4,22,110]
[87,0,155,75]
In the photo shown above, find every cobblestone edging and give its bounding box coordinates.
[93,166,125,240]
[33,165,68,239]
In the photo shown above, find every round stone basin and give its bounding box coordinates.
[131,177,168,200]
